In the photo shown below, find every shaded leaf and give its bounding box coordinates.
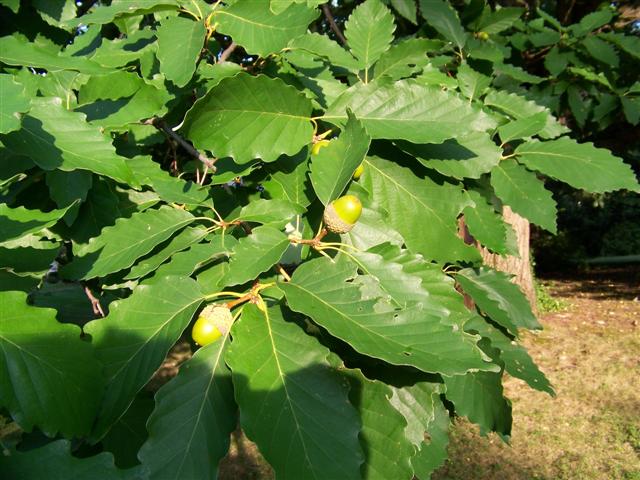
[138,339,236,479]
[226,303,363,480]
[62,206,195,280]
[2,97,137,185]
[85,276,203,440]
[0,291,102,437]
[418,0,467,49]
[396,132,501,180]
[0,440,145,480]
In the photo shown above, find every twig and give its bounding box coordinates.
[219,41,237,63]
[146,118,217,172]
[83,285,105,317]
[321,3,347,46]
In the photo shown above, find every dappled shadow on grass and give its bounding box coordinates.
[539,265,640,301]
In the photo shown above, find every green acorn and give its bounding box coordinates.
[323,195,362,234]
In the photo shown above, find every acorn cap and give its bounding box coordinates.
[323,203,355,234]
[199,304,234,335]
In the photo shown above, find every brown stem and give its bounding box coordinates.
[83,285,105,317]
[146,118,217,172]
[219,41,237,63]
[321,3,347,46]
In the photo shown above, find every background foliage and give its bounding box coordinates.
[0,0,638,479]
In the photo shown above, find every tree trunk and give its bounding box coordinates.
[480,206,537,314]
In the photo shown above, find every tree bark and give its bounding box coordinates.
[480,206,537,314]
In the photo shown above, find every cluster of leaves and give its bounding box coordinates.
[0,0,638,479]
[490,5,640,133]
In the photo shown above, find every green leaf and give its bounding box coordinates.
[215,1,318,56]
[444,370,512,438]
[65,0,179,27]
[281,257,494,375]
[234,198,306,226]
[62,206,195,280]
[465,315,553,395]
[85,276,203,441]
[411,396,450,478]
[484,90,568,139]
[324,80,495,144]
[622,96,640,126]
[88,30,157,69]
[125,226,209,280]
[515,137,640,193]
[544,46,569,76]
[456,267,541,335]
[226,303,363,480]
[396,132,501,180]
[310,112,370,205]
[344,0,396,72]
[567,85,590,128]
[0,0,19,13]
[457,63,491,102]
[373,38,439,81]
[0,440,145,480]
[147,235,235,282]
[138,340,236,479]
[76,72,170,130]
[0,74,30,134]
[600,32,640,60]
[1,97,137,185]
[182,74,314,164]
[0,242,59,274]
[46,170,93,225]
[497,112,547,143]
[262,151,313,207]
[0,291,102,437]
[0,203,73,243]
[567,66,613,90]
[33,0,77,27]
[287,33,360,70]
[220,226,290,287]
[582,35,619,68]
[492,63,545,84]
[363,156,480,262]
[390,0,417,24]
[474,7,523,34]
[490,159,557,233]
[344,369,414,480]
[418,0,467,49]
[0,35,112,74]
[350,243,447,319]
[156,15,206,87]
[570,9,612,37]
[128,156,209,205]
[463,190,513,254]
